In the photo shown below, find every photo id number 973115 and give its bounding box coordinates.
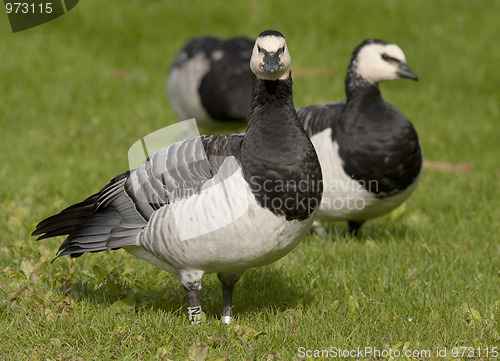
[5,2,53,14]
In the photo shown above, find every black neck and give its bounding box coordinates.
[242,75,323,221]
[245,75,304,155]
[247,75,295,122]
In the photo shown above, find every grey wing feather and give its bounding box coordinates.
[297,100,346,138]
[33,134,244,259]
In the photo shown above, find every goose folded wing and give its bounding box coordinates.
[32,134,244,251]
[297,100,346,138]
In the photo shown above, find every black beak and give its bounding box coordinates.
[398,63,419,81]
[263,52,281,74]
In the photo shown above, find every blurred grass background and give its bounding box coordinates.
[0,0,499,360]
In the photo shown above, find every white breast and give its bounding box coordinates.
[311,128,419,222]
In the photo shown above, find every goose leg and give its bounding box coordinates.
[217,271,243,324]
[310,220,326,235]
[347,220,365,236]
[180,269,204,325]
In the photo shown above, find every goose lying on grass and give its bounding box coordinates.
[167,35,254,128]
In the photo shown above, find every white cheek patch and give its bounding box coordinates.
[278,45,292,80]
[250,44,263,75]
[250,37,292,81]
[356,43,407,83]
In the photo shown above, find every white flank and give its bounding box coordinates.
[167,52,211,124]
[311,128,419,222]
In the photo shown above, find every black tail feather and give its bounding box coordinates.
[32,194,98,240]
[32,171,142,259]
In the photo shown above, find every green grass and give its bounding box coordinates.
[1,0,499,359]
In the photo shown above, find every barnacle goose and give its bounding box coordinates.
[32,30,322,325]
[298,39,422,235]
[167,35,254,128]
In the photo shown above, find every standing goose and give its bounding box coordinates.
[298,39,422,235]
[167,35,254,128]
[32,30,322,325]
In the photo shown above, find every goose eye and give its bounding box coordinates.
[381,53,390,61]
[257,45,262,52]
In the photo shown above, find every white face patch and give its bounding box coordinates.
[250,35,292,81]
[258,35,286,53]
[356,43,407,83]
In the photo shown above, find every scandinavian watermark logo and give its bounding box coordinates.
[4,0,78,33]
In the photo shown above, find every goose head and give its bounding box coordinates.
[353,39,418,83]
[250,30,292,81]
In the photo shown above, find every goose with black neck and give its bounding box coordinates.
[32,30,322,325]
[298,39,422,235]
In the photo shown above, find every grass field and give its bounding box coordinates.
[1,0,499,359]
